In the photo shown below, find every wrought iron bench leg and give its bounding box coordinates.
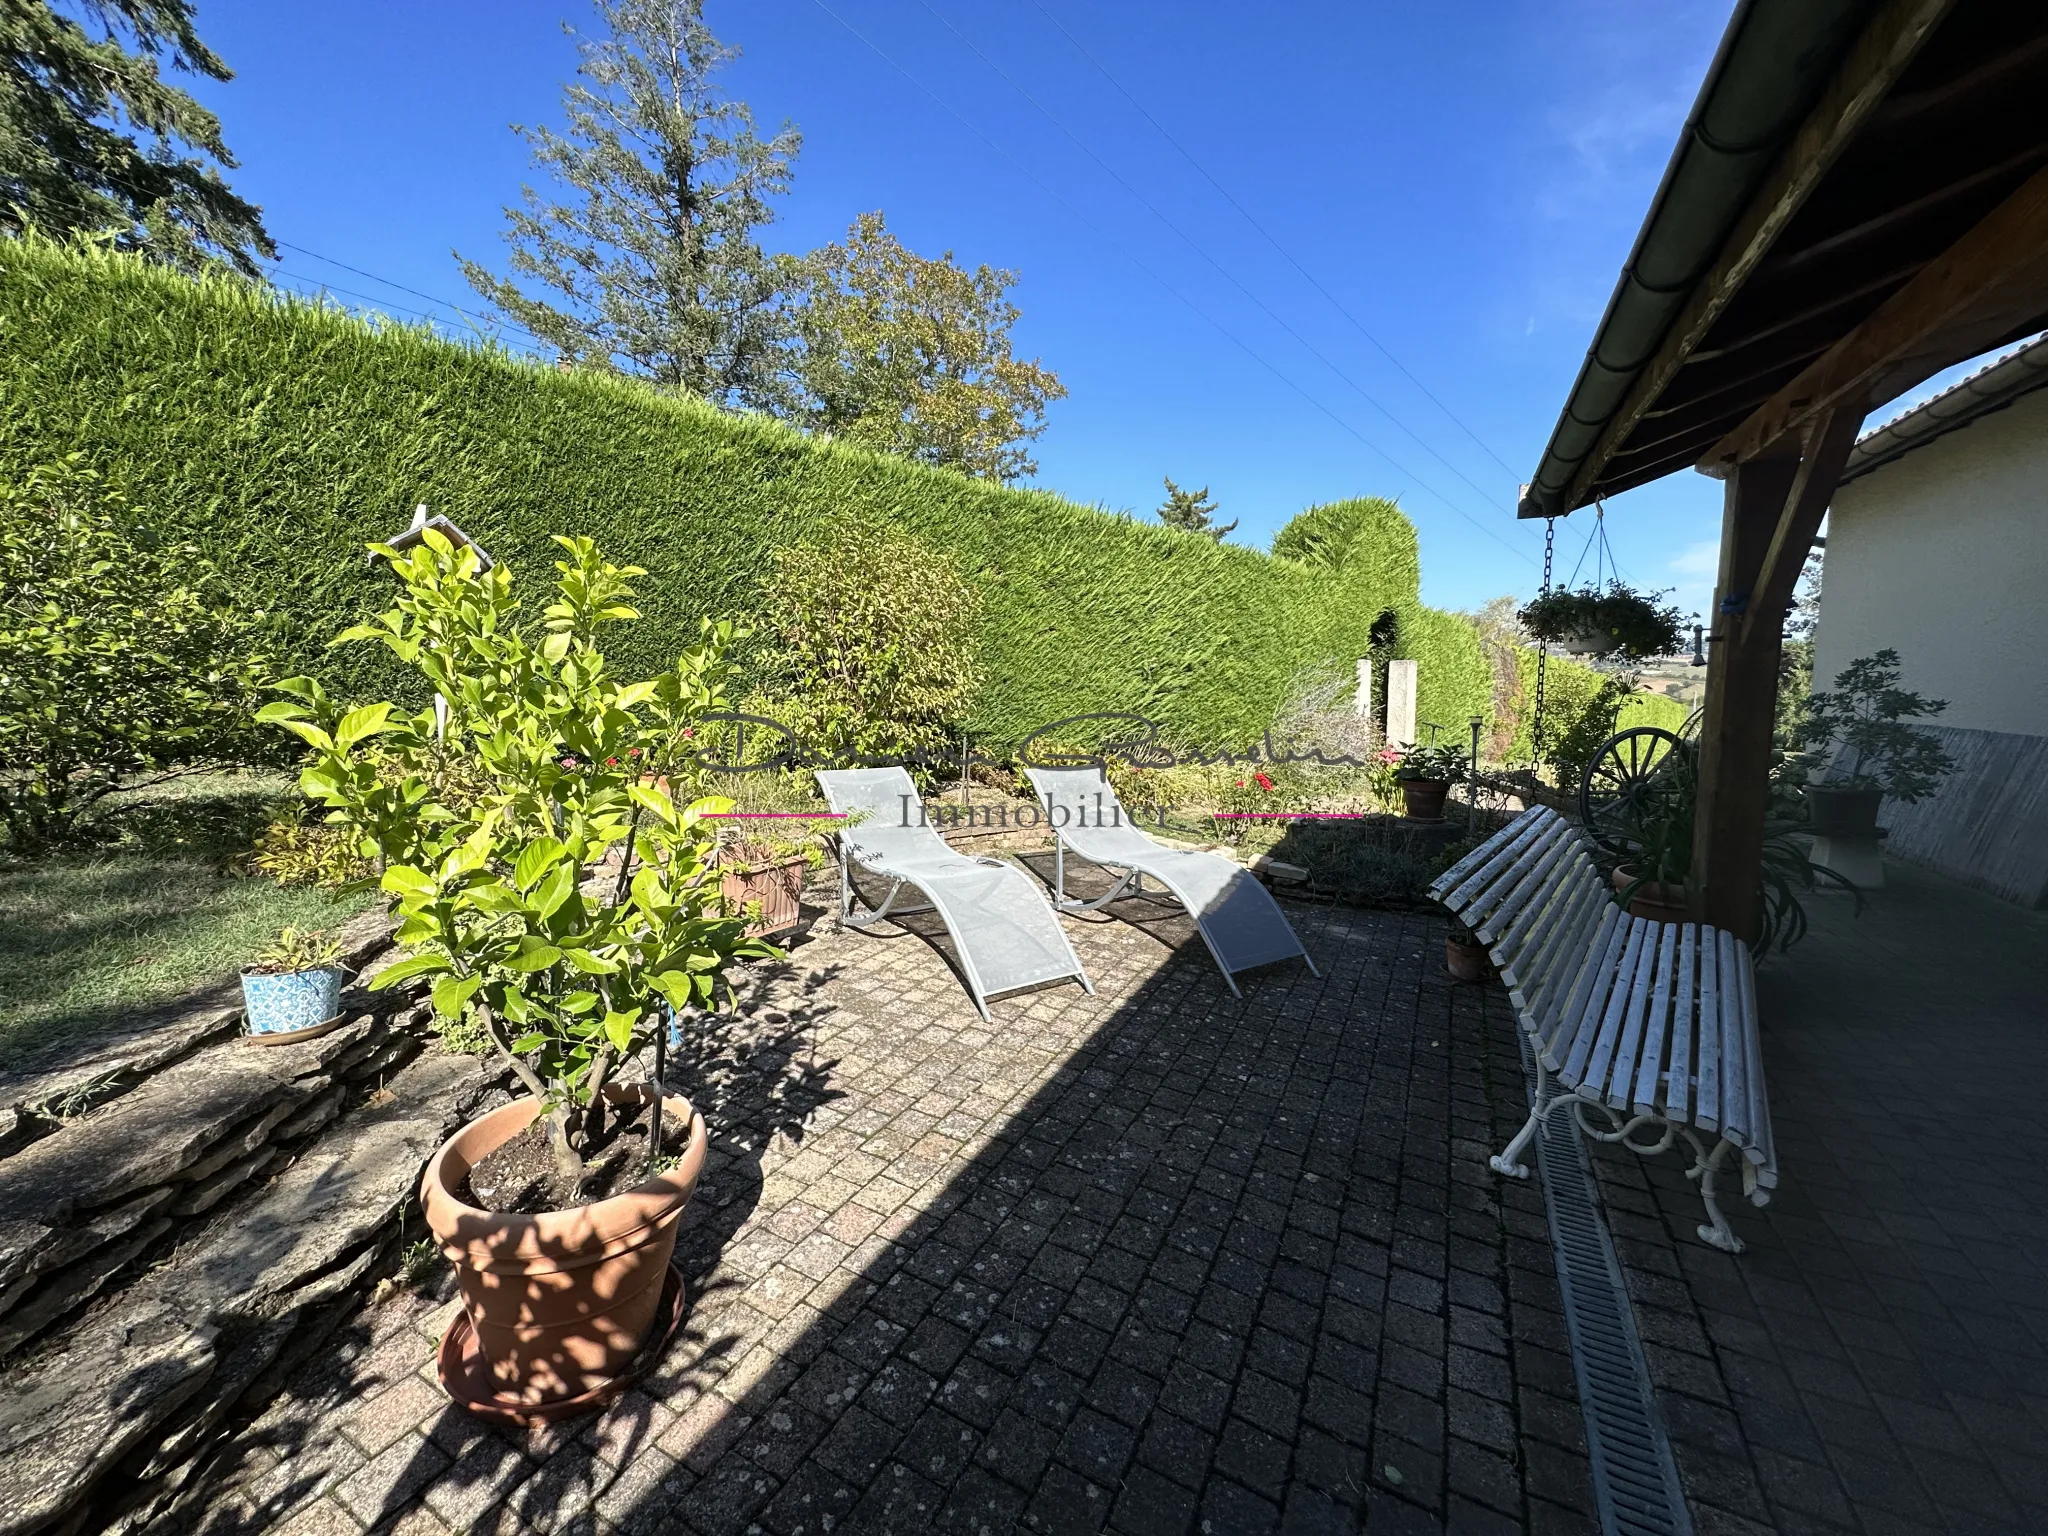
[1491,1055,1568,1178]
[1679,1129,1746,1254]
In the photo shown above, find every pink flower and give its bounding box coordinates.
[681,727,695,739]
[1235,780,1246,789]
[606,756,618,766]
[560,756,578,769]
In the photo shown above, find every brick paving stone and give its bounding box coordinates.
[172,894,1607,1534]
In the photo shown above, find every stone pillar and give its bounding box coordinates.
[1387,660,1418,747]
[1354,658,1373,719]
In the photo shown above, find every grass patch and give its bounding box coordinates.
[0,772,372,1059]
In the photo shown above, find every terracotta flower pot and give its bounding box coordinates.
[1612,865,1689,924]
[421,1083,707,1410]
[1446,935,1492,982]
[720,853,806,937]
[1401,779,1451,821]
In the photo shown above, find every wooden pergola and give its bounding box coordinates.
[1520,0,2048,942]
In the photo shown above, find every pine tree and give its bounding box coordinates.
[0,0,273,275]
[458,0,800,412]
[795,211,1065,482]
[1157,477,1236,539]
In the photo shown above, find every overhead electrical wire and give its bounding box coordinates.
[276,241,547,348]
[809,0,1536,566]
[918,0,1527,535]
[1023,0,1525,485]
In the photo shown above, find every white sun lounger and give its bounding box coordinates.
[1022,766,1317,994]
[816,767,1094,1019]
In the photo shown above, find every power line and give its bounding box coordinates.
[917,0,1524,534]
[274,240,546,347]
[809,0,1536,566]
[1023,0,1525,483]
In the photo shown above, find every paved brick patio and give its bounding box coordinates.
[165,877,1601,1536]
[1589,861,2048,1536]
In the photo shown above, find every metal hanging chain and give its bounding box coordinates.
[1533,517,1557,764]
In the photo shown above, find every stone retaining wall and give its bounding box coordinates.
[0,913,508,1536]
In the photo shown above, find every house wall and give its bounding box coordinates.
[1816,387,2048,905]
[1817,386,2048,736]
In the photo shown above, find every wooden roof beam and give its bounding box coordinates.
[1704,161,2048,469]
[1557,0,1955,512]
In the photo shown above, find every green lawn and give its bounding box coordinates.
[0,772,371,1059]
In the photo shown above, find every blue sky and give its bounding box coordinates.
[186,0,1758,617]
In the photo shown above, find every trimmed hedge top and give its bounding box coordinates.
[0,239,1655,754]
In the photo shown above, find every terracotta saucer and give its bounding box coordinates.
[243,1013,349,1047]
[436,1261,688,1425]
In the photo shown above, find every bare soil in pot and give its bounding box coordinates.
[464,1094,684,1215]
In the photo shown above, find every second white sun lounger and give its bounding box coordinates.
[1023,766,1317,994]
[817,767,1093,1019]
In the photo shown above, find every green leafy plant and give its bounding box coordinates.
[1794,649,1955,802]
[250,811,373,887]
[759,518,983,763]
[1520,582,1683,661]
[1602,743,1857,953]
[249,924,344,975]
[1395,743,1466,782]
[259,529,777,1188]
[0,457,267,851]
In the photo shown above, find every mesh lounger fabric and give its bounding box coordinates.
[1022,766,1314,987]
[817,767,1091,1014]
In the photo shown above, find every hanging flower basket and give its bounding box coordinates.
[1520,582,1683,661]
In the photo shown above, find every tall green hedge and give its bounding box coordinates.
[0,239,1640,758]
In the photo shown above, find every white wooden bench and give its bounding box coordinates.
[1429,806,1776,1253]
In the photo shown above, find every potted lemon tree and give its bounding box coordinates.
[260,529,776,1420]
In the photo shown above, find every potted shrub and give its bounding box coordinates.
[1444,916,1492,982]
[717,832,818,938]
[1520,581,1683,660]
[241,925,349,1042]
[1395,743,1465,821]
[1793,649,1955,837]
[260,530,777,1419]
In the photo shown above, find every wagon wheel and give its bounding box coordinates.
[1579,726,1687,857]
[1679,707,1703,741]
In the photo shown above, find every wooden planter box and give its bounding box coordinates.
[719,854,807,937]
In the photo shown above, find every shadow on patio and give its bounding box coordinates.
[1589,860,2048,1534]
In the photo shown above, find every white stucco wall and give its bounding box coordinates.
[1814,385,2048,737]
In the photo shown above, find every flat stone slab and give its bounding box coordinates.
[0,1048,495,1535]
[0,908,394,1124]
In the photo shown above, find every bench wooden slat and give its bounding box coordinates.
[1696,935,1722,1134]
[1568,916,1643,1091]
[1436,809,1559,911]
[1736,952,1775,1189]
[1504,871,1603,1025]
[1472,823,1579,943]
[1717,929,1750,1144]
[1483,832,1583,951]
[1494,840,1603,973]
[1545,903,1625,1075]
[1587,920,1655,1104]
[1665,925,1697,1123]
[1629,923,1678,1115]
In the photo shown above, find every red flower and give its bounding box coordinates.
[1235,780,1246,789]
[606,756,618,766]
[1254,772,1274,793]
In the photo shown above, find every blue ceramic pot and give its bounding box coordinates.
[241,965,347,1037]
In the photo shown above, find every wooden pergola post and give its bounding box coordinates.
[1691,409,1863,938]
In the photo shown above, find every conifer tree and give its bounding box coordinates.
[459,0,800,412]
[0,0,273,275]
[1157,477,1236,539]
